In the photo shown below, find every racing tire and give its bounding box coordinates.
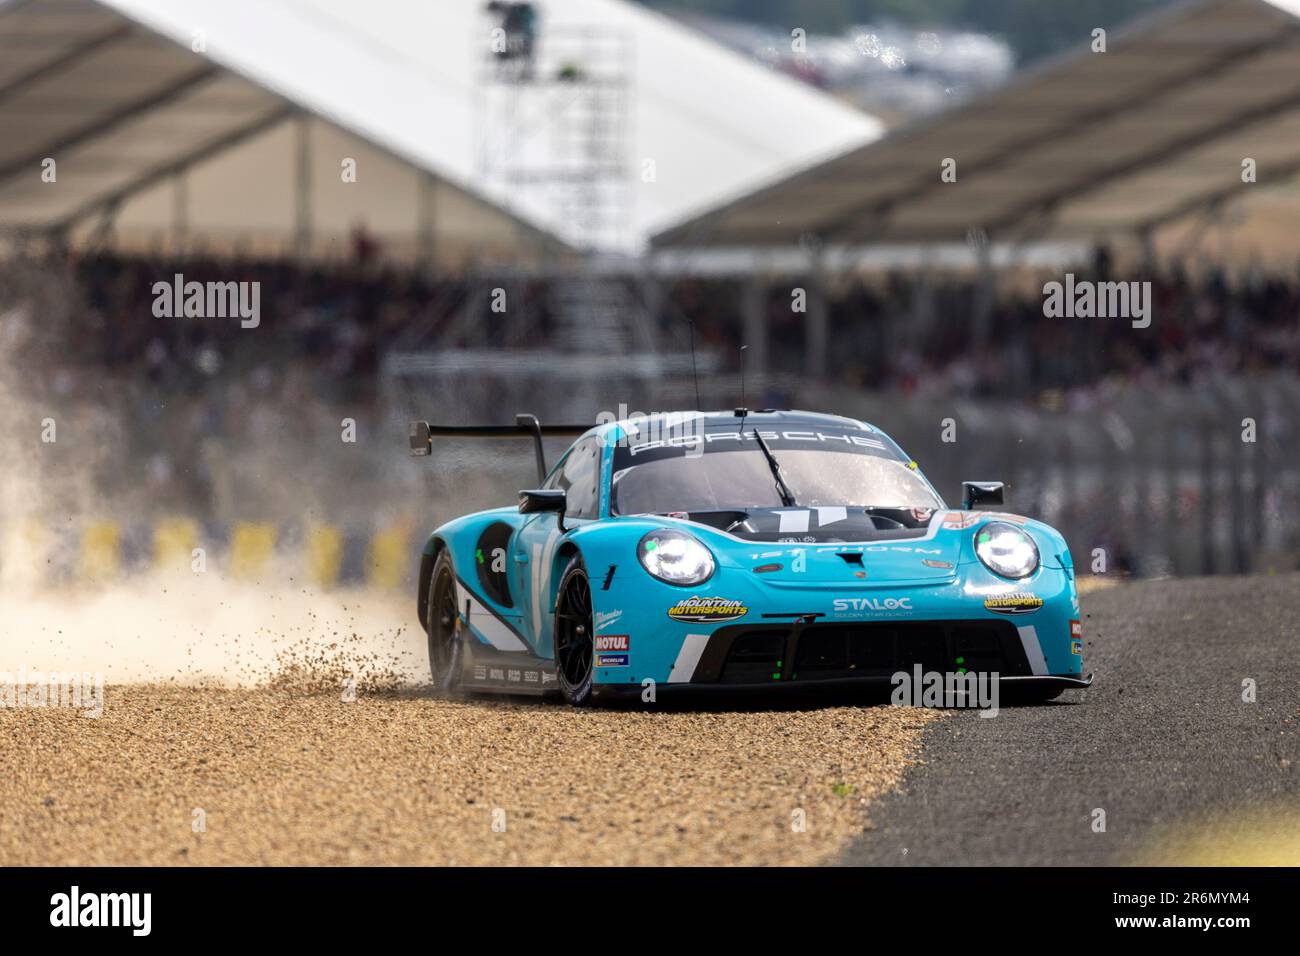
[425,550,464,694]
[553,553,595,706]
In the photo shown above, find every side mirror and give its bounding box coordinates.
[962,480,1004,510]
[408,420,431,457]
[519,488,567,530]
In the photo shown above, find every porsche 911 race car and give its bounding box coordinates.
[409,409,1094,705]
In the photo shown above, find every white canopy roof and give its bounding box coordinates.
[0,0,881,254]
[653,0,1300,248]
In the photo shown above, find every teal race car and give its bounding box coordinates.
[409,409,1094,706]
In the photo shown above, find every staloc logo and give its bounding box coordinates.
[833,597,913,612]
[50,886,151,936]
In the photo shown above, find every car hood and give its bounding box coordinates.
[609,508,1069,586]
[665,507,961,585]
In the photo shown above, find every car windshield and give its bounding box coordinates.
[610,444,942,515]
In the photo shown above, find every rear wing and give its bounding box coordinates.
[408,414,592,483]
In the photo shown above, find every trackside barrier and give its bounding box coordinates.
[0,519,416,590]
[366,527,409,590]
[77,521,121,581]
[153,517,199,574]
[306,523,344,588]
[229,522,276,581]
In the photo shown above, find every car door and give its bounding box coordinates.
[512,436,602,655]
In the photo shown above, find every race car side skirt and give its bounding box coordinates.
[459,643,559,696]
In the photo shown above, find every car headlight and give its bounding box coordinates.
[638,530,715,586]
[974,522,1039,579]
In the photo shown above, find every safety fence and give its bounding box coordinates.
[798,376,1300,579]
[5,374,1294,592]
[390,367,1300,580]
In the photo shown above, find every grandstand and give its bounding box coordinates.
[655,0,1300,251]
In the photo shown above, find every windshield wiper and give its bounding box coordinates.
[752,429,797,507]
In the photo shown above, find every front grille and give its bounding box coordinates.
[722,632,787,683]
[714,620,1030,684]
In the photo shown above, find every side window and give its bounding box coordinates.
[553,438,600,518]
[542,452,569,491]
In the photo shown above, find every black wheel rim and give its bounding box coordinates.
[429,567,458,676]
[555,571,593,689]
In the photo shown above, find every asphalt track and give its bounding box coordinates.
[840,573,1300,866]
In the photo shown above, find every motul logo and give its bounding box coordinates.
[595,635,629,652]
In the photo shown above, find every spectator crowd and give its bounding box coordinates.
[2,247,1298,520]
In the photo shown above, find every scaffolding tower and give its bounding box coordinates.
[477,16,634,253]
